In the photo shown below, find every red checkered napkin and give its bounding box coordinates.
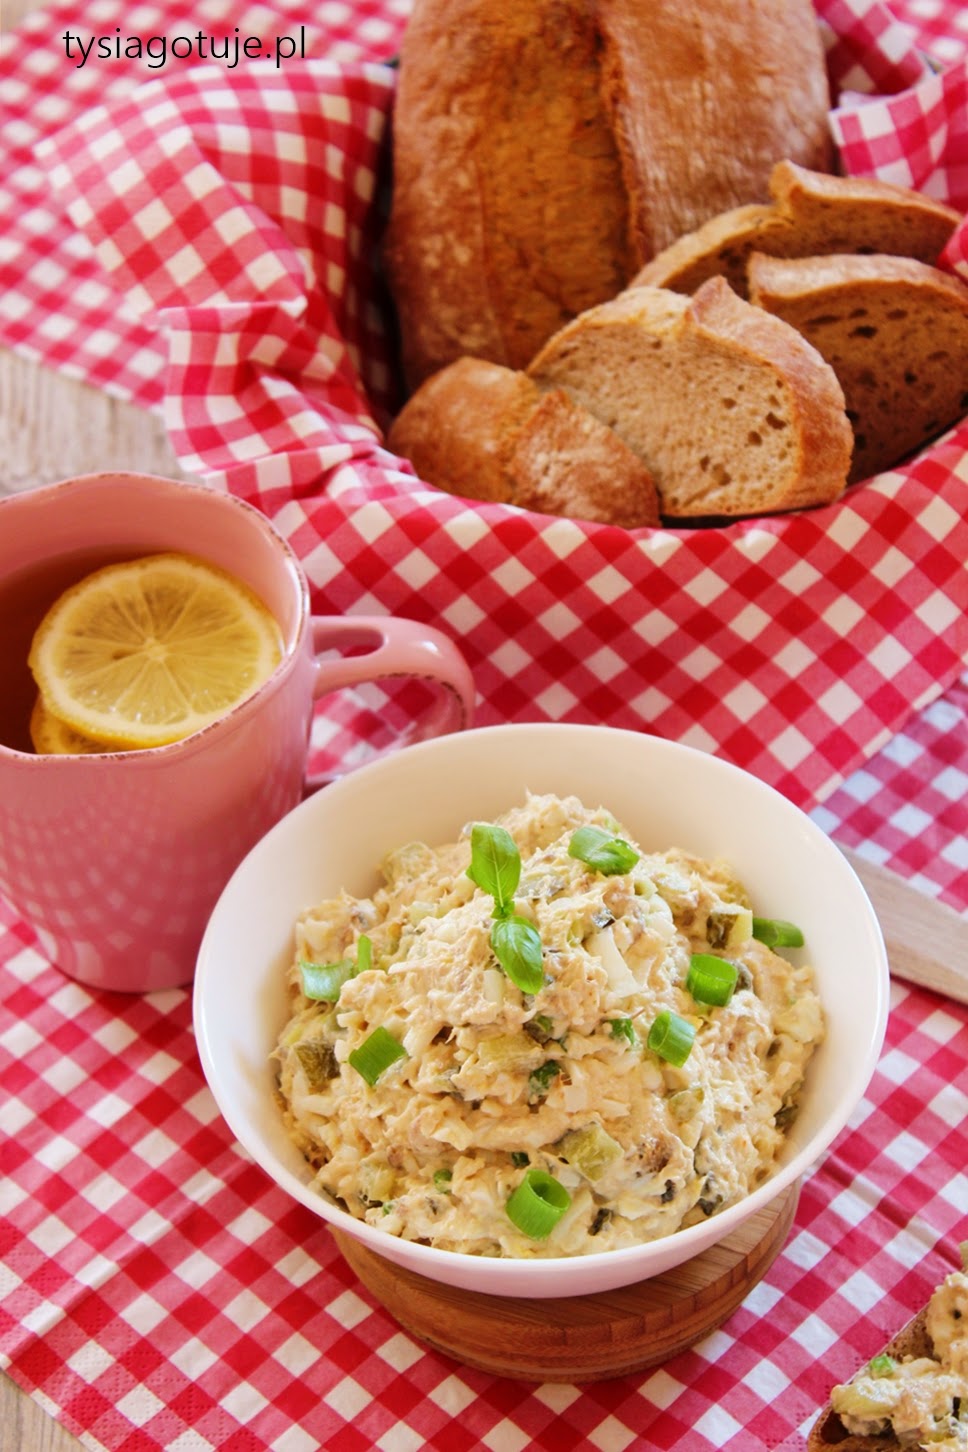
[31,0,967,810]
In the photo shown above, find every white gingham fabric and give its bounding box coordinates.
[1,3,967,1449]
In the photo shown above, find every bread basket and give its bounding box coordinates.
[32,5,968,809]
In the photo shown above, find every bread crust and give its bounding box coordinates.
[386,357,661,528]
[634,161,962,298]
[384,0,831,387]
[527,277,853,517]
[748,251,968,482]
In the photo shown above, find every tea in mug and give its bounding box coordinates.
[3,551,282,754]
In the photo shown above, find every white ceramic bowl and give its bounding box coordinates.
[194,724,889,1299]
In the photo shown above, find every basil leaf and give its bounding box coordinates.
[467,823,521,917]
[568,825,639,876]
[490,914,544,994]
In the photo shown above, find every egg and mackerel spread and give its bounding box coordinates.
[830,1252,968,1450]
[274,793,824,1257]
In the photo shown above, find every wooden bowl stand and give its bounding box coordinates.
[331,1180,799,1382]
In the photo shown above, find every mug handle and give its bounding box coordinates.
[304,616,476,791]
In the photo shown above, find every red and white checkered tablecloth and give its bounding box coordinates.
[1,2,967,1450]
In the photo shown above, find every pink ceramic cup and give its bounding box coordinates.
[0,472,476,993]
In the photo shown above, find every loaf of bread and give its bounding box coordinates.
[386,357,662,529]
[383,0,832,389]
[526,277,853,518]
[634,161,962,298]
[747,252,968,483]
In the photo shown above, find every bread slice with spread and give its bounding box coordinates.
[633,162,961,299]
[808,1249,968,1450]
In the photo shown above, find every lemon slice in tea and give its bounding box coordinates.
[28,552,282,749]
[29,695,133,755]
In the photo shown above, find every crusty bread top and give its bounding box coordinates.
[383,0,637,387]
[589,5,831,254]
[747,251,968,482]
[384,0,831,387]
[634,160,962,298]
[807,1305,935,1452]
[386,356,662,528]
[387,357,537,505]
[527,277,853,518]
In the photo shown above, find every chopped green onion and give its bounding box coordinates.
[348,1026,408,1086]
[510,1151,530,1168]
[300,933,373,1003]
[467,823,521,917]
[608,1017,637,1046]
[568,825,639,876]
[299,958,354,1002]
[433,1168,453,1193]
[686,953,739,1007]
[491,914,544,994]
[524,1013,555,1044]
[528,1060,561,1099]
[867,1354,897,1377]
[647,1010,695,1067]
[751,917,805,949]
[505,1168,571,1240]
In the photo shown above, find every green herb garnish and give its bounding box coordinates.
[468,822,545,993]
[686,953,739,1007]
[528,1060,562,1099]
[490,914,544,994]
[299,933,373,1003]
[751,917,805,949]
[467,823,521,916]
[568,825,639,876]
[867,1354,897,1378]
[505,1168,571,1240]
[348,1025,407,1086]
[647,1010,695,1067]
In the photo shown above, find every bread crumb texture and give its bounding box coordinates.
[749,253,968,482]
[527,278,852,517]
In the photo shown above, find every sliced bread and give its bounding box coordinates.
[526,276,853,518]
[633,161,962,298]
[386,357,662,528]
[384,0,831,387]
[747,251,968,482]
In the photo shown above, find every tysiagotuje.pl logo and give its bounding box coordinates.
[62,25,308,70]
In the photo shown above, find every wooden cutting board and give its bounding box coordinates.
[843,848,968,1004]
[331,1180,799,1382]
